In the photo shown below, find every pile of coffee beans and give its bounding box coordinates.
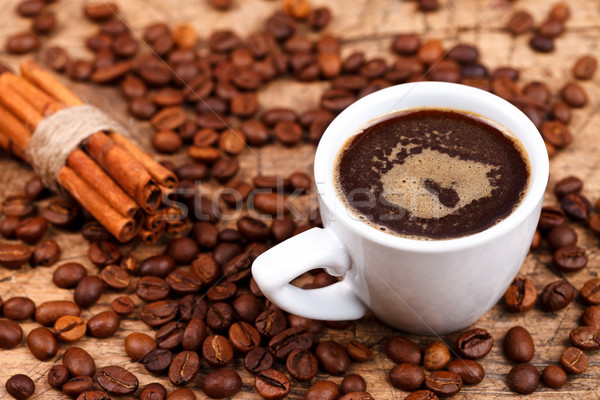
[1,0,599,399]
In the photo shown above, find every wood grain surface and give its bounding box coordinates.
[1,0,600,398]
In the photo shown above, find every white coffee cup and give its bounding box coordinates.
[252,82,549,334]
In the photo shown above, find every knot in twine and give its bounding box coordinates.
[26,105,128,191]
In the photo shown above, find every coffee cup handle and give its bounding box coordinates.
[252,227,367,320]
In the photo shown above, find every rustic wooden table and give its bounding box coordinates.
[1,0,599,398]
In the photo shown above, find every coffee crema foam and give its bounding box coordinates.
[334,108,530,240]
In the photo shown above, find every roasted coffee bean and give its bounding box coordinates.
[0,319,23,348]
[35,300,80,326]
[550,101,571,124]
[205,302,234,332]
[152,131,183,154]
[2,196,34,218]
[269,327,313,360]
[23,176,46,200]
[15,217,47,244]
[6,31,40,54]
[504,277,537,312]
[273,121,303,146]
[590,215,600,238]
[385,336,422,364]
[210,157,239,182]
[504,326,535,363]
[155,321,185,350]
[540,280,574,312]
[315,340,350,375]
[550,2,571,20]
[84,2,117,21]
[140,300,179,327]
[80,222,111,242]
[168,351,199,386]
[425,371,462,397]
[307,6,331,30]
[287,315,324,336]
[17,0,44,17]
[405,391,439,400]
[346,339,373,362]
[47,365,69,389]
[143,349,173,374]
[542,121,571,148]
[63,346,96,377]
[233,293,263,324]
[139,255,176,278]
[539,18,564,38]
[124,332,156,361]
[507,363,539,394]
[201,368,242,399]
[553,245,587,272]
[547,225,577,250]
[129,97,157,119]
[538,206,565,231]
[228,321,261,353]
[573,55,597,80]
[271,216,296,242]
[423,341,451,371]
[27,327,58,361]
[191,222,219,249]
[285,349,317,381]
[165,269,202,295]
[88,241,121,268]
[561,82,588,108]
[389,363,425,391]
[43,46,70,72]
[580,278,600,305]
[100,265,130,290]
[67,59,94,81]
[266,11,296,41]
[255,308,287,338]
[0,243,32,269]
[244,346,274,374]
[562,193,591,221]
[179,294,208,321]
[341,375,367,394]
[139,383,167,400]
[253,193,289,216]
[63,376,94,398]
[582,305,600,329]
[181,318,206,351]
[166,238,199,265]
[97,366,139,395]
[74,276,105,308]
[3,297,35,321]
[87,311,120,338]
[530,230,542,250]
[255,369,290,400]
[456,328,494,359]
[5,374,35,399]
[0,216,20,239]
[176,162,208,182]
[569,326,600,350]
[111,296,135,317]
[32,239,60,267]
[541,365,567,389]
[554,176,583,198]
[202,335,234,367]
[391,33,420,55]
[189,253,220,286]
[151,106,187,131]
[53,263,87,289]
[237,216,271,242]
[77,390,113,399]
[321,88,355,112]
[42,198,80,228]
[529,35,554,53]
[304,380,339,400]
[54,315,86,342]
[447,359,485,385]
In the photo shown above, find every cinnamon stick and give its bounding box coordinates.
[109,132,178,188]
[86,132,162,213]
[0,82,43,128]
[20,60,84,107]
[67,149,140,218]
[0,73,57,116]
[0,75,141,219]
[0,104,32,151]
[144,210,167,232]
[57,166,139,242]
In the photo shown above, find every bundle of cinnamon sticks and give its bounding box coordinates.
[0,60,184,243]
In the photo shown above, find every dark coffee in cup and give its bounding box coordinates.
[334,108,530,240]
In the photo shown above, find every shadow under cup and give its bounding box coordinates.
[315,82,549,334]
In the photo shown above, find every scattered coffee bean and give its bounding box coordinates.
[560,346,588,374]
[547,225,577,250]
[201,368,242,398]
[561,82,588,108]
[447,359,485,385]
[54,315,86,342]
[15,217,48,244]
[286,349,318,381]
[507,363,539,394]
[97,366,139,395]
[47,365,69,389]
[87,311,120,338]
[0,319,23,348]
[573,55,597,80]
[27,326,58,361]
[5,374,35,399]
[504,326,535,363]
[139,383,167,400]
[111,295,135,316]
[315,340,350,375]
[554,176,583,197]
[0,243,32,269]
[63,376,94,398]
[569,326,600,350]
[504,277,537,312]
[385,336,422,364]
[388,363,425,391]
[3,296,35,321]
[74,276,105,308]
[456,328,494,359]
[32,239,60,267]
[541,365,567,389]
[425,371,463,397]
[35,300,81,326]
[269,327,313,360]
[553,245,587,272]
[63,346,96,377]
[255,369,291,400]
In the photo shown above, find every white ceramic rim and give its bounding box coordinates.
[314,81,549,253]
